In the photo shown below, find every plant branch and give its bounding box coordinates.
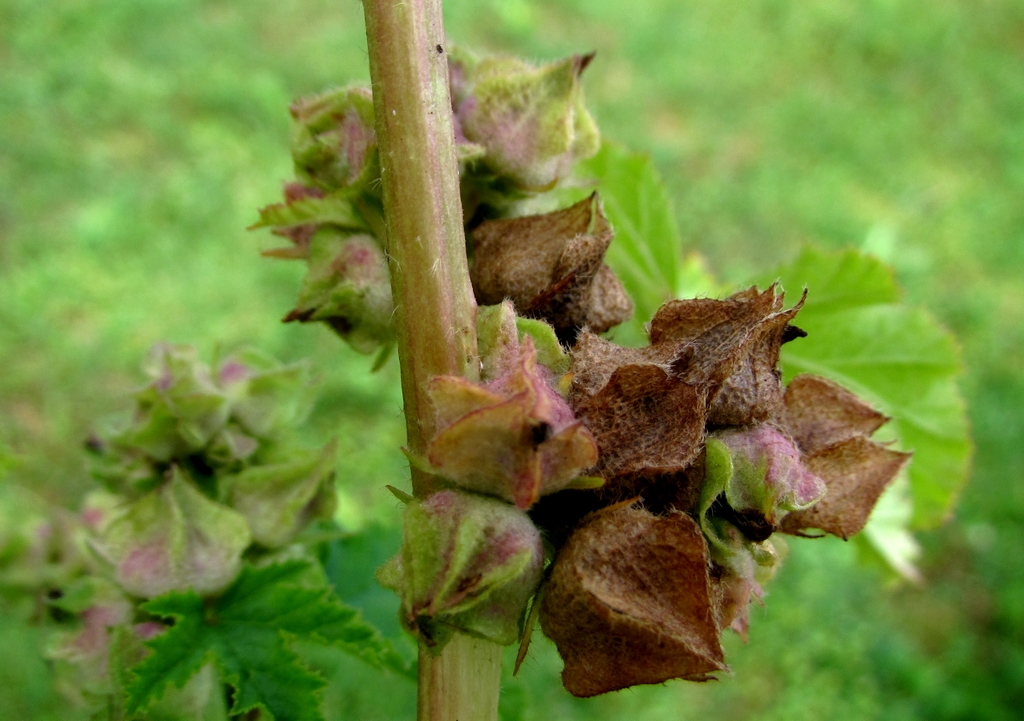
[363,0,478,497]
[362,1,501,720]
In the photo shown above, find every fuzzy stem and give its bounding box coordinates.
[361,1,501,720]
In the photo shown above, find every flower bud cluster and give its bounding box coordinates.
[255,48,605,354]
[254,86,395,355]
[37,344,339,708]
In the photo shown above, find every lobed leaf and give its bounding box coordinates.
[125,559,414,721]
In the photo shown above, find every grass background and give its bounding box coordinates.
[2,0,1023,718]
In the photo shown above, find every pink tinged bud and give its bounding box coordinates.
[289,86,378,193]
[216,348,312,439]
[476,302,522,382]
[133,621,166,641]
[44,579,132,695]
[79,490,124,535]
[97,468,251,598]
[226,441,338,548]
[453,53,600,190]
[698,437,787,603]
[709,426,826,527]
[122,344,231,462]
[427,337,598,509]
[283,229,395,354]
[379,490,544,649]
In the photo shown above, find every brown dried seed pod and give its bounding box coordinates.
[572,363,706,480]
[782,374,890,455]
[706,303,805,427]
[778,435,911,539]
[540,505,726,697]
[649,286,806,426]
[469,193,633,341]
[567,330,679,404]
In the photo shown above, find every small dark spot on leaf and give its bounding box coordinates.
[436,44,444,54]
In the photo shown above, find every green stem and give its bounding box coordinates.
[363,0,479,483]
[361,1,501,720]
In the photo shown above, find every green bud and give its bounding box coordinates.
[289,86,378,193]
[96,467,251,598]
[477,301,569,382]
[226,441,338,548]
[283,228,395,354]
[380,490,544,650]
[452,51,600,191]
[114,344,230,463]
[427,336,598,509]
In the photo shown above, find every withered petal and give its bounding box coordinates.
[471,193,607,305]
[648,285,781,346]
[706,294,805,426]
[540,506,726,697]
[583,264,634,333]
[470,194,631,340]
[568,331,678,403]
[648,287,800,415]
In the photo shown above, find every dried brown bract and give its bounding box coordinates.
[778,375,911,539]
[573,363,706,480]
[540,505,726,697]
[470,193,633,342]
[650,286,806,426]
[782,373,890,455]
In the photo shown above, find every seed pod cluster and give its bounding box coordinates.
[531,286,912,696]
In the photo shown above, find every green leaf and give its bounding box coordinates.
[251,192,368,232]
[126,559,414,721]
[576,142,718,345]
[854,477,923,583]
[759,246,971,530]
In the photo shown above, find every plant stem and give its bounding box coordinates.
[361,1,501,720]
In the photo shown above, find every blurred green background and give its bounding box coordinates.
[2,0,1022,718]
